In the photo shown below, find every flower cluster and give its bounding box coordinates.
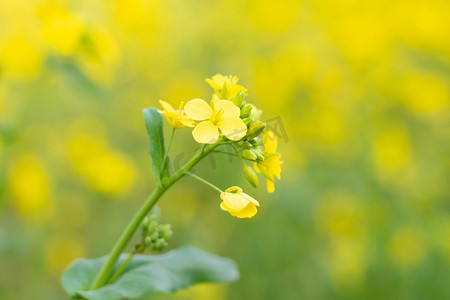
[138,211,173,253]
[159,74,283,218]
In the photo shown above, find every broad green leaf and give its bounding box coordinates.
[142,107,170,184]
[61,246,239,300]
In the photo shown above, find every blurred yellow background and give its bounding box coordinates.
[1,0,450,299]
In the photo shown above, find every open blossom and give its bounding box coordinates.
[184,98,247,144]
[220,186,260,218]
[254,130,283,193]
[158,100,194,129]
[205,74,247,100]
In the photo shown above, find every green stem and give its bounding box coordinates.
[89,140,222,290]
[185,172,223,193]
[231,144,247,166]
[212,150,255,162]
[107,252,134,284]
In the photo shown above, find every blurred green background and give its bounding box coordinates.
[1,0,450,299]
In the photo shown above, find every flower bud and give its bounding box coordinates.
[158,224,173,240]
[154,238,168,250]
[141,217,150,233]
[243,117,253,126]
[148,221,158,234]
[244,166,259,188]
[253,149,264,161]
[246,122,266,140]
[144,236,153,247]
[150,232,159,242]
[242,149,257,161]
[240,105,252,118]
[233,91,246,108]
[242,142,253,149]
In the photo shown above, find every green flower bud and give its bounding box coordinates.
[144,236,153,247]
[154,238,168,250]
[253,149,265,161]
[241,142,253,149]
[242,149,257,161]
[233,91,246,108]
[148,221,158,234]
[244,166,259,188]
[240,105,252,118]
[150,232,159,242]
[141,217,150,233]
[246,121,266,140]
[243,117,253,126]
[158,224,173,241]
[247,122,265,140]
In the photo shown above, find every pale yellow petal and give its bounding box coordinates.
[184,98,212,121]
[220,192,249,211]
[159,100,175,113]
[212,74,226,87]
[215,100,240,119]
[267,180,275,193]
[192,121,219,144]
[218,118,247,141]
[240,192,260,206]
[234,203,258,218]
[180,117,196,128]
[263,130,278,154]
[224,186,243,193]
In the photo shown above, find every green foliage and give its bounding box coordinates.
[142,107,171,185]
[61,246,239,300]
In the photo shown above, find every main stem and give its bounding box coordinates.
[89,141,221,290]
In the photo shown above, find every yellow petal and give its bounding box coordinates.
[253,162,261,173]
[184,99,212,121]
[240,192,260,206]
[220,192,249,211]
[234,203,258,218]
[215,100,240,119]
[224,186,243,193]
[265,155,282,179]
[180,117,196,127]
[263,130,278,154]
[267,180,275,193]
[218,118,247,141]
[192,121,219,144]
[159,100,175,113]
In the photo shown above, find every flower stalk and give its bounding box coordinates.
[89,140,221,290]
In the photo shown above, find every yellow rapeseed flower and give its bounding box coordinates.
[205,74,247,100]
[220,186,260,218]
[184,98,247,144]
[255,130,283,193]
[158,100,195,129]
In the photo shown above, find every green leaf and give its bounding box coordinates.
[61,246,239,300]
[142,107,170,184]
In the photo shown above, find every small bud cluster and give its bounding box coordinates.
[135,209,173,253]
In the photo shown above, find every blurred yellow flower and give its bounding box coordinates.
[388,226,427,268]
[254,130,283,193]
[205,74,247,100]
[158,100,195,128]
[68,132,137,196]
[220,186,260,218]
[184,98,247,144]
[1,37,43,79]
[373,127,413,179]
[9,154,53,222]
[39,1,84,55]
